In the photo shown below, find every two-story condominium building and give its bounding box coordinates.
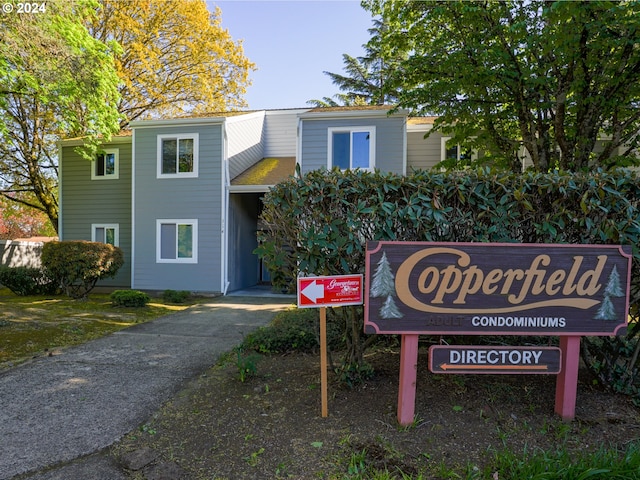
[58,106,465,294]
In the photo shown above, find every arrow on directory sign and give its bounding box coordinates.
[300,279,324,304]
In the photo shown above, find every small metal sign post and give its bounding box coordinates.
[365,241,632,425]
[297,274,363,418]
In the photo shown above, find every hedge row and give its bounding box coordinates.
[257,167,640,396]
[260,167,640,293]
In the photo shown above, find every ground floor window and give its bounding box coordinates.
[156,219,198,263]
[92,224,119,246]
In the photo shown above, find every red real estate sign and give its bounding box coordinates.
[298,274,364,418]
[297,275,364,308]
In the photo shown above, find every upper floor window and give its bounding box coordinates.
[157,134,199,178]
[328,126,375,170]
[92,148,119,180]
[156,219,198,263]
[441,137,473,162]
[92,223,119,246]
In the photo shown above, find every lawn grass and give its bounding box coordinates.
[0,287,195,368]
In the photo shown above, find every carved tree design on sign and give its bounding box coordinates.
[371,251,403,319]
[596,266,624,321]
[604,265,624,298]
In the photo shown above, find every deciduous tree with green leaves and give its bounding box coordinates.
[0,1,122,231]
[0,0,255,234]
[363,0,640,171]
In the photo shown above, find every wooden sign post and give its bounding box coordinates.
[297,274,363,418]
[364,241,632,425]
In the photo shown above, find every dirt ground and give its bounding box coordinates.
[111,347,640,479]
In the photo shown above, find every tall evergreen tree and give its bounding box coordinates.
[310,18,405,106]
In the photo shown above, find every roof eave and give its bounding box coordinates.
[299,107,409,120]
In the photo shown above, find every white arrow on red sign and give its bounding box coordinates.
[300,279,324,304]
[297,275,363,308]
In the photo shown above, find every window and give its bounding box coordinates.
[92,149,119,180]
[157,134,199,178]
[156,219,198,263]
[92,224,119,246]
[441,137,473,162]
[328,126,375,170]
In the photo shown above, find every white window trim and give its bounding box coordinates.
[156,219,198,264]
[157,133,199,178]
[327,126,376,171]
[91,223,119,246]
[440,137,477,162]
[91,148,119,180]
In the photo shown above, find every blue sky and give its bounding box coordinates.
[210,0,375,110]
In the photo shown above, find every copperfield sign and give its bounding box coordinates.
[364,242,632,336]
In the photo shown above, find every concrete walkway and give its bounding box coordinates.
[0,295,293,479]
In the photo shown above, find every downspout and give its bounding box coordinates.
[131,129,136,289]
[296,117,303,175]
[402,117,408,175]
[57,142,63,239]
[222,122,230,295]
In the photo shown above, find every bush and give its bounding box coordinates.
[257,167,640,393]
[41,241,124,299]
[110,290,150,307]
[243,307,342,354]
[0,266,58,296]
[162,289,191,303]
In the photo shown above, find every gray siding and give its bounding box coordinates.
[264,109,307,157]
[133,123,224,292]
[407,130,444,171]
[227,112,265,180]
[299,116,406,174]
[59,140,132,287]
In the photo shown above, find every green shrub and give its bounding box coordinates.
[110,290,150,307]
[243,307,342,354]
[162,289,191,303]
[257,168,640,393]
[0,266,58,296]
[41,241,124,299]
